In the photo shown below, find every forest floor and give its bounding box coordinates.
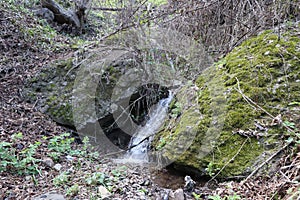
[0,1,299,199]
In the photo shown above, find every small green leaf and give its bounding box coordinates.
[286,137,294,143]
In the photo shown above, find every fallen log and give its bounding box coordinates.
[41,0,81,28]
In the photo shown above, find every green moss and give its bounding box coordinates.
[154,24,300,178]
[45,93,73,125]
[148,0,167,6]
[55,58,73,71]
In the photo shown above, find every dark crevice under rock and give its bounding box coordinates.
[87,83,169,150]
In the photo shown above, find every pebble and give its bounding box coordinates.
[174,189,185,200]
[98,185,112,199]
[184,176,196,192]
[42,157,54,168]
[66,155,76,162]
[142,179,151,186]
[53,163,62,171]
[33,191,65,200]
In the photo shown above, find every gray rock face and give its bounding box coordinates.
[24,54,163,127]
[23,48,171,152]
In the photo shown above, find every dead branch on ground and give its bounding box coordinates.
[41,0,92,31]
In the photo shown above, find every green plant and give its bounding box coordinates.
[208,194,241,200]
[82,136,89,151]
[288,101,300,106]
[48,134,99,160]
[48,133,74,154]
[156,138,166,150]
[17,142,41,175]
[208,195,222,200]
[227,194,241,200]
[0,142,15,172]
[171,102,182,118]
[11,132,23,142]
[48,152,61,161]
[148,0,167,6]
[205,162,220,177]
[111,166,127,178]
[0,141,41,175]
[66,184,80,196]
[284,118,300,145]
[192,192,202,200]
[53,172,70,186]
[32,174,38,185]
[283,121,297,129]
[73,136,100,160]
[86,172,107,186]
[138,188,148,194]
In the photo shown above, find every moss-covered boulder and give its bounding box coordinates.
[23,45,179,131]
[23,49,152,128]
[152,23,300,178]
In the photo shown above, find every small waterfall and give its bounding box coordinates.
[123,91,173,163]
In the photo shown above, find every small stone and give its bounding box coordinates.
[16,143,24,150]
[98,186,112,199]
[42,157,54,168]
[169,190,175,199]
[142,179,150,186]
[25,176,31,181]
[162,190,170,200]
[173,189,185,200]
[132,183,141,189]
[184,176,196,192]
[264,51,270,55]
[53,163,62,171]
[66,155,76,162]
[33,191,65,200]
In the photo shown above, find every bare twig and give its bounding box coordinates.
[234,77,297,136]
[206,137,250,185]
[65,54,93,77]
[233,78,298,185]
[241,141,293,185]
[91,7,123,11]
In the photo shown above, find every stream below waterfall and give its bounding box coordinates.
[109,90,208,190]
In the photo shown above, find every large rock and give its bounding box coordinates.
[152,23,300,178]
[24,49,169,150]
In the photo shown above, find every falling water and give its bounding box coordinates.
[122,91,173,163]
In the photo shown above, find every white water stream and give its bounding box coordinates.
[121,91,173,163]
